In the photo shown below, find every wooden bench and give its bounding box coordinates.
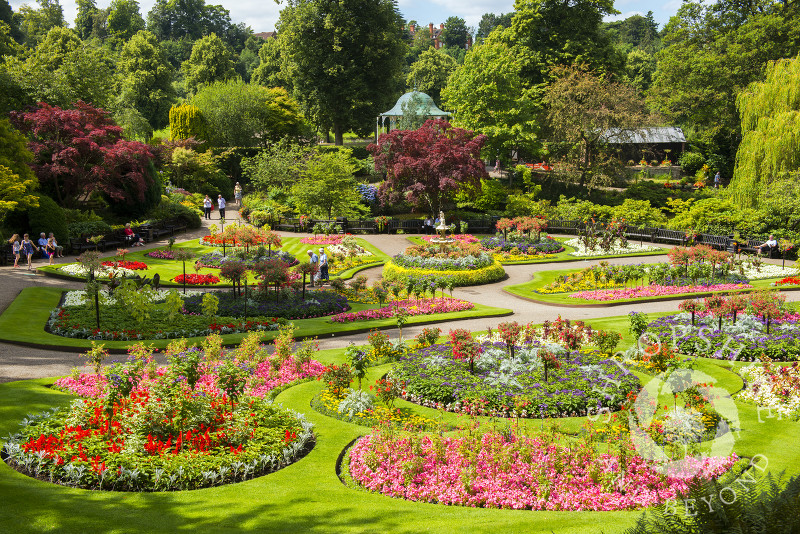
[699,233,730,251]
[0,243,13,265]
[165,218,187,235]
[344,219,376,233]
[275,218,300,232]
[548,219,584,235]
[738,238,775,258]
[625,226,656,244]
[390,219,423,234]
[654,228,687,246]
[464,218,496,234]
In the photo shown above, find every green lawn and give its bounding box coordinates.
[504,267,793,306]
[2,321,800,533]
[406,236,666,265]
[0,287,512,351]
[36,237,392,288]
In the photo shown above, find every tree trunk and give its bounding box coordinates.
[334,123,343,146]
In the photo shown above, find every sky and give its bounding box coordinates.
[9,0,681,35]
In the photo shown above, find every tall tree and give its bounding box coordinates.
[107,0,145,43]
[74,0,98,39]
[730,56,800,208]
[543,65,651,188]
[15,0,65,47]
[441,16,469,49]
[181,33,236,94]
[251,37,285,88]
[118,30,175,129]
[10,101,157,214]
[277,0,407,145]
[475,12,513,44]
[442,38,540,165]
[406,47,457,103]
[368,119,488,215]
[1,0,23,43]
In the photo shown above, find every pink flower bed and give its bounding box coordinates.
[421,234,479,244]
[349,431,738,511]
[54,358,326,399]
[330,297,474,323]
[300,235,346,245]
[571,283,752,302]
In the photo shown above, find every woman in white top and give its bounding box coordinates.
[203,195,213,220]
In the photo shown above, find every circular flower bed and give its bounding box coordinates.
[347,429,736,510]
[481,235,564,256]
[197,249,298,269]
[392,342,640,418]
[182,289,349,320]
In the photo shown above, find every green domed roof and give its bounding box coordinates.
[380,91,450,117]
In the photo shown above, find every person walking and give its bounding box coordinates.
[9,234,20,268]
[318,247,329,284]
[218,195,226,220]
[306,249,319,286]
[203,195,213,220]
[21,233,38,270]
[234,182,243,207]
[714,171,721,188]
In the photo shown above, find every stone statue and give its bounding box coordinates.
[436,210,446,230]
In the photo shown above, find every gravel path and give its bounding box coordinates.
[1,222,796,383]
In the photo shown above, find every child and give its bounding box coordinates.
[46,238,56,265]
[21,233,39,270]
[9,234,20,268]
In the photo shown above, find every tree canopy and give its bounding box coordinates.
[369,119,487,215]
[291,150,362,219]
[406,47,457,103]
[181,33,236,94]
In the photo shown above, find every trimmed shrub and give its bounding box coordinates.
[67,220,113,239]
[382,259,506,287]
[26,194,68,245]
[678,151,705,176]
[149,199,202,229]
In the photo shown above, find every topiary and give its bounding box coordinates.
[26,194,68,245]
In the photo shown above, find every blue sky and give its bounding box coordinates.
[10,0,679,35]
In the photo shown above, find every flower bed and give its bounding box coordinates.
[59,264,137,279]
[101,260,148,270]
[382,260,506,287]
[392,343,640,418]
[327,243,372,256]
[329,255,381,276]
[4,340,321,491]
[62,289,204,307]
[311,388,437,430]
[421,234,480,244]
[348,430,736,510]
[565,238,661,257]
[481,235,564,256]
[299,235,345,245]
[197,250,299,269]
[737,360,800,419]
[173,274,221,285]
[183,289,349,320]
[199,234,272,247]
[648,313,800,361]
[571,283,752,301]
[330,297,473,323]
[775,276,800,286]
[146,249,175,259]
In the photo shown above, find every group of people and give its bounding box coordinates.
[306,248,329,286]
[202,183,243,221]
[8,232,63,270]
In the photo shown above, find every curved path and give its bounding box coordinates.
[1,218,796,383]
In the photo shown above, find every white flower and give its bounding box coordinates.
[328,243,372,257]
[62,288,203,307]
[565,238,661,257]
[59,263,136,278]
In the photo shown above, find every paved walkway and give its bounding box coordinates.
[1,217,796,383]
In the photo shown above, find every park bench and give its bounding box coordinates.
[654,228,687,246]
[548,219,583,235]
[464,218,496,234]
[165,218,187,235]
[389,219,423,234]
[625,226,656,244]
[1,243,13,265]
[737,238,775,258]
[699,233,730,251]
[344,219,376,233]
[275,218,300,232]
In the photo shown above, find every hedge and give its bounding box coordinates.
[382,259,506,287]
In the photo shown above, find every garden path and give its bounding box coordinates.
[0,224,796,383]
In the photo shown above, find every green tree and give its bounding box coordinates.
[441,16,469,49]
[625,48,656,94]
[475,12,513,44]
[191,79,304,147]
[16,0,65,47]
[730,56,800,208]
[74,0,98,39]
[0,119,39,225]
[277,0,406,145]
[251,37,285,88]
[442,38,540,166]
[396,92,433,131]
[0,20,23,56]
[543,65,651,188]
[406,47,457,103]
[118,30,174,129]
[107,0,145,43]
[241,139,310,195]
[181,33,236,95]
[291,150,362,219]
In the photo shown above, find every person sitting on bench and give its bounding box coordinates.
[756,234,777,256]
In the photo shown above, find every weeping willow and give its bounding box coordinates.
[730,56,800,208]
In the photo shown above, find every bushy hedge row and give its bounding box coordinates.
[382,259,506,287]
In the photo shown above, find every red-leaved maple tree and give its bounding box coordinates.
[11,101,155,209]
[368,119,487,216]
